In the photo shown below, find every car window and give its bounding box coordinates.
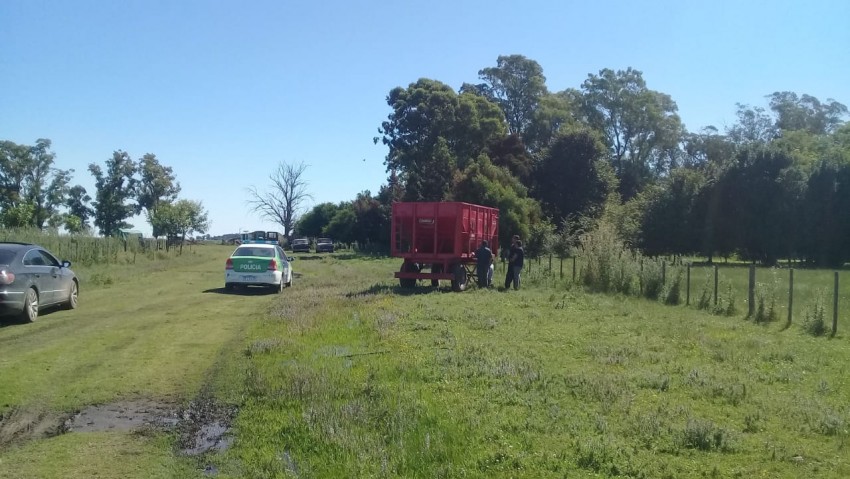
[0,249,16,264]
[23,250,46,266]
[38,250,61,267]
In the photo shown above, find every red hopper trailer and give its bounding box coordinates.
[391,202,499,291]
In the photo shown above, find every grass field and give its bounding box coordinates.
[1,246,848,478]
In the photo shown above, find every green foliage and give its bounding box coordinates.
[377,78,506,202]
[802,290,828,336]
[150,199,209,248]
[477,54,548,137]
[136,153,180,236]
[297,202,342,238]
[89,151,138,237]
[0,139,72,229]
[753,269,780,323]
[679,418,738,452]
[578,219,640,295]
[0,227,170,265]
[533,126,611,225]
[580,67,683,198]
[451,155,539,249]
[768,91,848,135]
[525,220,555,258]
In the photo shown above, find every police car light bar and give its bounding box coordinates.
[242,239,279,245]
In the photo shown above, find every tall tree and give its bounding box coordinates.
[726,103,777,144]
[524,90,579,152]
[377,78,506,201]
[0,139,72,228]
[451,156,541,250]
[89,151,138,236]
[247,161,311,240]
[64,185,93,233]
[296,202,342,238]
[533,127,614,225]
[150,199,210,253]
[137,153,180,236]
[768,92,847,134]
[580,68,683,198]
[478,54,548,137]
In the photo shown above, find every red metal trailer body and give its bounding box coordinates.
[391,202,499,291]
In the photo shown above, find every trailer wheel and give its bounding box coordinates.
[399,262,419,288]
[451,264,468,292]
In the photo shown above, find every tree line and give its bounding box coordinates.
[0,141,209,243]
[294,55,849,267]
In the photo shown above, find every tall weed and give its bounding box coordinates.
[802,289,828,336]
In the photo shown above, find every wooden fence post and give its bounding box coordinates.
[686,264,691,306]
[559,258,563,279]
[714,265,719,306]
[833,272,839,337]
[786,269,793,328]
[662,261,667,285]
[748,265,756,318]
[549,254,552,275]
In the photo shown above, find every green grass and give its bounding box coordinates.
[216,256,849,478]
[1,248,848,478]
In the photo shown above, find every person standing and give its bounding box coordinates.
[504,235,519,289]
[509,239,525,290]
[475,240,493,288]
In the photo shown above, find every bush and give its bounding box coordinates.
[802,290,828,337]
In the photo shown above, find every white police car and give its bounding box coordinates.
[224,240,293,292]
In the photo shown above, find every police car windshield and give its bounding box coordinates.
[234,247,274,257]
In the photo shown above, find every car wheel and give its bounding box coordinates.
[21,288,39,323]
[285,273,292,287]
[277,279,284,293]
[225,283,234,291]
[64,280,79,310]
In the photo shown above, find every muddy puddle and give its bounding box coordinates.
[2,398,236,457]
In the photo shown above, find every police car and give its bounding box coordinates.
[224,239,293,292]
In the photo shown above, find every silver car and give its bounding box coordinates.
[0,242,79,322]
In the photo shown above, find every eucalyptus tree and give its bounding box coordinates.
[580,68,684,198]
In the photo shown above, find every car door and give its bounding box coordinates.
[38,249,68,305]
[22,249,55,304]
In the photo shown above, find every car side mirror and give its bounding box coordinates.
[287,256,295,261]
[62,260,72,268]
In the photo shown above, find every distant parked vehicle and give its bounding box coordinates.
[316,238,334,253]
[291,238,310,253]
[0,242,79,322]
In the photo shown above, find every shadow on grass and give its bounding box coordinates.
[290,253,388,262]
[0,306,66,328]
[203,287,279,296]
[346,282,457,297]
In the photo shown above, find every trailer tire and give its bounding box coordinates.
[399,262,419,288]
[451,264,468,292]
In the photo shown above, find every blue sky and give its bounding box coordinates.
[2,0,848,236]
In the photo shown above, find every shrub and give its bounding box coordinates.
[753,269,779,323]
[802,290,828,337]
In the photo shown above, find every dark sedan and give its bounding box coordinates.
[0,242,79,322]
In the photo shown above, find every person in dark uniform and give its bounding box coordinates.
[509,239,525,290]
[504,235,519,289]
[475,240,493,288]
